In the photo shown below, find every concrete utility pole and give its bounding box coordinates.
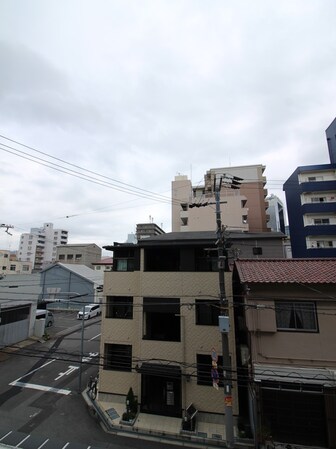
[214,173,242,449]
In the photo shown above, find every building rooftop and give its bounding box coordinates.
[235,258,336,284]
[42,263,104,284]
[104,230,285,251]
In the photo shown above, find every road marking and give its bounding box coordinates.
[11,360,56,384]
[0,431,12,441]
[90,333,101,341]
[9,381,71,395]
[55,366,78,381]
[37,439,49,449]
[61,443,70,449]
[16,435,30,446]
[82,352,99,362]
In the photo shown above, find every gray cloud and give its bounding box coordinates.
[0,0,335,249]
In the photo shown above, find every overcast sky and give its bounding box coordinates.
[0,0,335,253]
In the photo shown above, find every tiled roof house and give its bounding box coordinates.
[233,258,336,448]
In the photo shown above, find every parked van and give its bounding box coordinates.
[36,309,54,327]
[77,304,101,320]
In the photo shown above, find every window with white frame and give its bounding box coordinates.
[313,218,330,225]
[316,240,334,248]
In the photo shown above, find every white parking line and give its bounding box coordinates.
[61,443,70,449]
[16,435,30,446]
[0,431,12,441]
[12,360,56,384]
[37,439,49,449]
[90,333,101,341]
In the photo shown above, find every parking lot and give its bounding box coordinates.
[41,310,78,339]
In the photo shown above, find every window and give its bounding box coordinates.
[181,203,188,211]
[275,301,317,331]
[75,254,82,260]
[10,264,16,271]
[113,247,136,272]
[313,218,330,225]
[114,257,134,271]
[106,296,133,319]
[22,265,30,271]
[67,254,73,260]
[104,344,132,371]
[316,240,333,248]
[2,266,6,270]
[3,254,8,258]
[195,300,219,325]
[196,354,223,386]
[143,298,180,341]
[308,176,323,182]
[253,247,263,255]
[311,197,326,203]
[59,254,65,260]
[0,306,30,324]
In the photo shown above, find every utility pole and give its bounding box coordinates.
[214,173,243,449]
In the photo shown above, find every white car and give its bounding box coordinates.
[77,304,101,320]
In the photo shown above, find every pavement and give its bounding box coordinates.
[83,391,255,448]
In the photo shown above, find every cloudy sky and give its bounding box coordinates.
[0,0,335,253]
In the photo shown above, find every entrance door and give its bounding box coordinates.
[140,363,182,417]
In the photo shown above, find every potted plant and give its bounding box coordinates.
[121,388,138,424]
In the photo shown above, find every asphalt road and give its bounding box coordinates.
[0,311,189,449]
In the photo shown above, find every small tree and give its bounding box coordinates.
[122,387,138,421]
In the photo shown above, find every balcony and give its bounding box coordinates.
[300,180,336,193]
[302,202,336,214]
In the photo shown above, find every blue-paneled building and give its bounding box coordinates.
[283,118,336,258]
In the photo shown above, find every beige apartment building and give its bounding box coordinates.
[0,250,32,275]
[99,232,238,440]
[172,164,269,233]
[56,243,101,269]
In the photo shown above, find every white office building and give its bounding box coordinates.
[18,223,68,271]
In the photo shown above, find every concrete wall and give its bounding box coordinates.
[245,284,336,369]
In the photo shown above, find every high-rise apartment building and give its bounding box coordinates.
[18,223,68,271]
[172,164,269,233]
[266,194,286,233]
[283,118,336,258]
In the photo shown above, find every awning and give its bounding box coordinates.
[254,363,336,387]
[137,362,181,379]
